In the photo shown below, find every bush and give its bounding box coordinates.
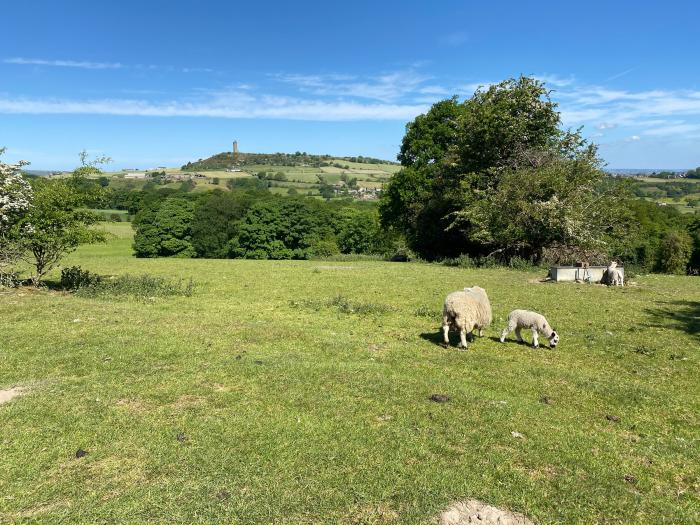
[0,271,22,288]
[61,266,101,290]
[508,256,537,271]
[442,254,476,268]
[109,213,122,222]
[656,230,693,274]
[75,274,195,300]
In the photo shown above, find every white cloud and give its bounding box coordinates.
[4,57,218,74]
[0,92,428,121]
[596,122,617,130]
[4,57,123,69]
[642,123,700,136]
[275,70,434,102]
[534,74,575,88]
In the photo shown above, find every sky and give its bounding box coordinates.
[1,0,699,170]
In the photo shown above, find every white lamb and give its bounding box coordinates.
[601,261,624,286]
[442,286,492,349]
[499,309,559,348]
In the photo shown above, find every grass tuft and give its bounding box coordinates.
[75,273,195,300]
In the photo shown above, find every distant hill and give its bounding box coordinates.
[181,151,397,171]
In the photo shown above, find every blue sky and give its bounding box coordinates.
[1,0,699,170]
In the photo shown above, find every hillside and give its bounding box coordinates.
[181,151,397,171]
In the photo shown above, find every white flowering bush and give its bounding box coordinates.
[0,148,32,285]
[0,148,32,235]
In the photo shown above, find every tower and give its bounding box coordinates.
[232,140,239,163]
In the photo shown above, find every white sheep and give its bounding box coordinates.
[442,286,492,349]
[601,261,624,286]
[499,309,559,348]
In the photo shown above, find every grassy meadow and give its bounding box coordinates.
[1,223,699,523]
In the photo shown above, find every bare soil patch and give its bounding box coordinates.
[438,500,534,525]
[0,386,25,405]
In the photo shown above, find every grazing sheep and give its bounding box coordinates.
[601,261,624,286]
[499,309,559,348]
[442,286,492,349]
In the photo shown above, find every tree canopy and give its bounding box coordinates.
[380,76,625,262]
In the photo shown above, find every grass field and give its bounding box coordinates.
[1,223,699,523]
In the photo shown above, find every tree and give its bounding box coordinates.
[132,198,195,257]
[190,191,257,258]
[656,230,693,274]
[380,76,612,261]
[19,177,105,285]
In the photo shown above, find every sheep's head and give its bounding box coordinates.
[549,330,559,348]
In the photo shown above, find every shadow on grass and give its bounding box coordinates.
[644,300,700,341]
[420,331,445,347]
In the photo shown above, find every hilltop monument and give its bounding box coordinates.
[232,140,239,163]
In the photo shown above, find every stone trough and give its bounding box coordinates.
[549,265,624,283]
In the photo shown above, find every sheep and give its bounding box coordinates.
[441,286,492,349]
[601,261,624,286]
[499,309,559,348]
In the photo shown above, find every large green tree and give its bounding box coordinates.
[132,198,195,257]
[380,76,620,261]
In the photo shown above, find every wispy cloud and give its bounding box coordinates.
[605,66,637,82]
[4,57,216,74]
[534,74,576,88]
[4,57,123,69]
[642,123,700,136]
[275,70,433,102]
[0,92,428,121]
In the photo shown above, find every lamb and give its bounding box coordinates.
[499,309,559,348]
[601,261,624,286]
[441,286,492,349]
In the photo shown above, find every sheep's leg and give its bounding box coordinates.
[515,327,523,342]
[477,327,484,337]
[532,328,539,348]
[442,323,450,346]
[499,327,509,343]
[458,329,469,350]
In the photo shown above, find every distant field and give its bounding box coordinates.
[98,157,396,197]
[1,225,698,523]
[638,177,700,184]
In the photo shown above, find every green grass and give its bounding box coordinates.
[1,226,699,523]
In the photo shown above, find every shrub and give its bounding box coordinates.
[508,256,537,271]
[75,274,195,300]
[442,254,476,268]
[109,213,122,222]
[327,295,393,315]
[656,230,693,274]
[61,265,101,290]
[0,271,22,288]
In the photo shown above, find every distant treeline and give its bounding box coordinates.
[181,151,396,171]
[645,167,700,180]
[91,182,398,259]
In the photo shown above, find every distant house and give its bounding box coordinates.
[124,172,147,179]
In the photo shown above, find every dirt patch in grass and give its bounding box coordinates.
[345,503,398,524]
[438,500,534,525]
[115,398,149,413]
[171,394,207,409]
[0,386,26,405]
[3,500,70,520]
